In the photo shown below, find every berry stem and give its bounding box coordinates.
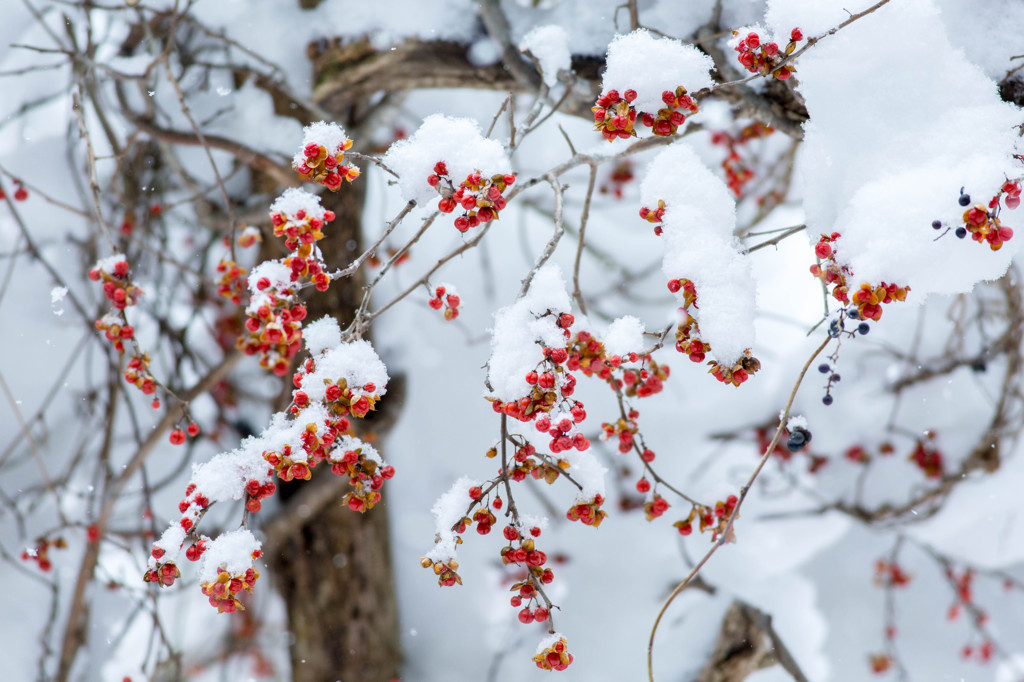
[647,335,830,682]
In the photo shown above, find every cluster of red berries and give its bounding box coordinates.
[237,200,337,373]
[599,160,634,199]
[215,259,247,306]
[237,297,306,376]
[669,277,761,385]
[200,562,261,613]
[94,313,134,354]
[873,559,912,588]
[89,256,142,310]
[592,89,638,140]
[276,362,391,510]
[20,536,65,572]
[271,205,336,253]
[909,438,944,479]
[710,122,774,197]
[593,87,699,141]
[420,556,462,587]
[639,199,666,235]
[601,412,641,454]
[0,179,29,201]
[565,330,667,398]
[502,527,556,621]
[123,353,157,398]
[184,537,208,562]
[143,547,180,587]
[334,444,395,513]
[644,494,670,521]
[533,637,574,672]
[490,314,582,423]
[236,226,262,249]
[733,28,803,81]
[431,162,515,231]
[294,139,359,190]
[809,233,909,321]
[955,186,1016,251]
[427,284,461,321]
[168,422,200,446]
[565,494,607,527]
[292,360,382,419]
[243,477,277,514]
[673,495,739,540]
[647,86,700,136]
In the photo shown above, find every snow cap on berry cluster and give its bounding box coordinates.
[245,259,294,314]
[269,187,328,223]
[535,632,567,655]
[188,431,279,502]
[601,315,646,358]
[329,434,383,466]
[291,121,351,170]
[298,337,389,403]
[519,25,571,87]
[641,143,756,367]
[382,114,512,205]
[425,476,481,563]
[303,315,342,356]
[487,264,573,402]
[150,524,188,567]
[93,253,127,273]
[600,30,714,115]
[198,529,261,583]
[770,0,1024,294]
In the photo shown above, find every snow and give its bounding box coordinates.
[486,264,573,402]
[300,338,389,402]
[382,115,512,205]
[601,315,645,357]
[198,529,261,583]
[245,259,294,313]
[641,143,757,366]
[519,25,571,87]
[600,30,714,115]
[774,0,1024,295]
[303,315,342,356]
[330,434,383,466]
[268,187,328,222]
[425,476,480,563]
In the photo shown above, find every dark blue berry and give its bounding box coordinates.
[818,363,830,374]
[959,194,971,207]
[857,322,870,335]
[786,427,812,452]
[955,227,967,239]
[847,308,859,320]
[832,374,841,382]
[822,394,833,406]
[931,220,942,229]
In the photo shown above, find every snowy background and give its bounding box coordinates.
[2,0,1024,680]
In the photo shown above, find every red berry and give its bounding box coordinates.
[14,187,28,201]
[169,429,186,445]
[636,478,651,493]
[815,242,833,259]
[791,27,803,42]
[187,423,200,437]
